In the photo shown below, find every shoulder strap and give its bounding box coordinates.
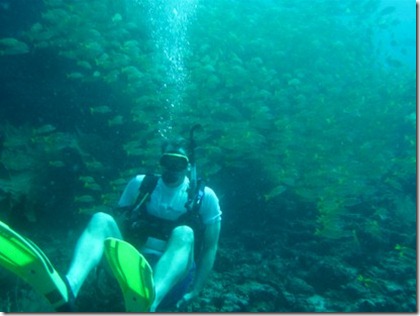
[132,174,159,213]
[194,179,206,212]
[185,178,205,214]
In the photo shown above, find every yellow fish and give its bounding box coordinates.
[74,195,96,203]
[90,106,112,114]
[264,185,287,201]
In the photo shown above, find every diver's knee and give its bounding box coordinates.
[89,212,118,234]
[170,225,194,246]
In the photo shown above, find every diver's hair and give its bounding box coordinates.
[161,137,188,156]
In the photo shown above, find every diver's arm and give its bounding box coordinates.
[178,220,221,307]
[115,175,144,220]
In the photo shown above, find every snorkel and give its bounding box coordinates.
[188,124,202,192]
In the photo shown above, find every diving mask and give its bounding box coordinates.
[159,153,189,171]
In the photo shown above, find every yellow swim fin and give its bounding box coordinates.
[0,220,69,310]
[104,237,155,312]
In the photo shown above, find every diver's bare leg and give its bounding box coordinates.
[65,212,122,296]
[150,226,194,311]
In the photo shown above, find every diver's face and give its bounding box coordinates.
[161,168,187,186]
[160,153,189,186]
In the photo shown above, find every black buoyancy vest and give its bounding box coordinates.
[129,174,206,252]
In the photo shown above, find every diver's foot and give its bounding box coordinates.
[0,221,73,311]
[55,276,76,312]
[104,237,155,312]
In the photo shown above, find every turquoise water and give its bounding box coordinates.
[0,0,416,312]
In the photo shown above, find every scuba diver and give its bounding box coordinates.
[0,127,222,312]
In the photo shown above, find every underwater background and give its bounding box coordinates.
[0,0,416,312]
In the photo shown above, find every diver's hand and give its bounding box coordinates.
[176,292,196,309]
